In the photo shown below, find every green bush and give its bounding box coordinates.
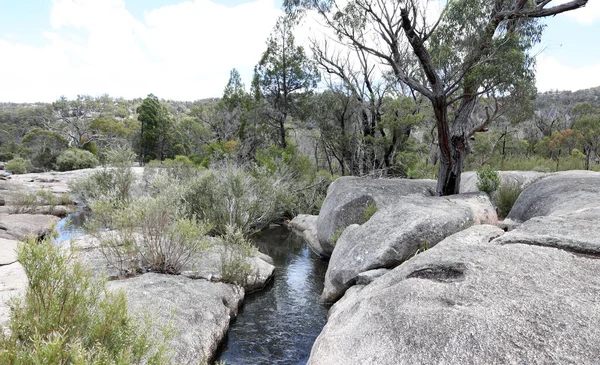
[0,236,171,364]
[362,202,378,223]
[476,165,500,195]
[219,225,257,286]
[56,149,99,171]
[494,183,523,218]
[0,151,14,162]
[6,158,32,174]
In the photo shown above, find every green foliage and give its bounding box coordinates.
[362,202,377,223]
[219,225,258,286]
[476,166,500,195]
[0,152,14,161]
[137,94,174,163]
[70,148,136,205]
[494,183,523,218]
[0,236,171,364]
[56,149,99,171]
[12,190,72,214]
[331,226,345,245]
[6,158,32,174]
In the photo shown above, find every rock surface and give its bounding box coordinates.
[0,238,18,265]
[317,177,436,256]
[108,273,244,364]
[496,207,600,255]
[322,193,497,302]
[289,214,325,257]
[309,225,600,365]
[460,170,548,193]
[507,170,600,222]
[0,214,60,240]
[0,262,26,327]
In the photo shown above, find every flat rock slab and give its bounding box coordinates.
[496,207,600,255]
[108,273,244,364]
[322,193,497,302]
[0,238,18,265]
[309,225,600,365]
[317,177,436,256]
[508,170,600,222]
[0,214,60,241]
[0,262,27,328]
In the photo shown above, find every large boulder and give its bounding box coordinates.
[496,207,600,255]
[507,170,600,223]
[0,214,60,240]
[288,214,325,257]
[322,193,497,302]
[0,238,18,265]
[460,170,548,193]
[309,225,600,365]
[317,177,436,256]
[108,273,244,364]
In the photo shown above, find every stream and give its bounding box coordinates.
[216,226,329,365]
[54,213,329,364]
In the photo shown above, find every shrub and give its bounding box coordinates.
[476,165,500,195]
[0,236,171,364]
[11,190,72,214]
[56,148,99,171]
[362,202,378,223]
[6,158,31,174]
[0,151,14,162]
[219,225,257,286]
[494,183,523,218]
[87,198,212,276]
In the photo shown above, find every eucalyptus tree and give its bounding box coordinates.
[254,16,320,148]
[287,0,589,195]
[137,94,174,163]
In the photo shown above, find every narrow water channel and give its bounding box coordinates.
[216,226,329,365]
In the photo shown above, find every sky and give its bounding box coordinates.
[0,0,599,103]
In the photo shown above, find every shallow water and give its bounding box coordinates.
[53,209,87,243]
[216,226,329,365]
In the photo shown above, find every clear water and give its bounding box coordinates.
[216,226,329,365]
[53,209,87,243]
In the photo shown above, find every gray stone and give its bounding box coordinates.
[309,225,600,365]
[355,268,390,286]
[322,193,497,302]
[507,170,600,222]
[289,214,325,257]
[495,207,600,255]
[460,170,548,193]
[108,273,244,364]
[317,177,436,256]
[0,262,26,328]
[0,238,19,265]
[0,213,60,240]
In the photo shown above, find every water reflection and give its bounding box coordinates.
[53,209,87,243]
[216,226,329,365]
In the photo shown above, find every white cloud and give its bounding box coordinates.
[554,0,600,25]
[0,0,282,102]
[536,53,600,92]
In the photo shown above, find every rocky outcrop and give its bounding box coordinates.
[507,170,600,222]
[317,177,436,256]
[0,238,18,265]
[309,225,600,364]
[0,262,26,327]
[0,214,60,240]
[289,214,325,257]
[460,170,548,193]
[322,193,497,302]
[496,207,600,255]
[108,273,244,364]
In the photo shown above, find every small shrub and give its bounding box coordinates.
[56,148,99,171]
[0,151,14,162]
[12,190,68,214]
[476,165,500,195]
[494,183,523,218]
[331,226,346,245]
[0,236,171,364]
[219,225,257,286]
[6,158,31,174]
[362,202,378,223]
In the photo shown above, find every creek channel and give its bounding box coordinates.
[54,213,329,364]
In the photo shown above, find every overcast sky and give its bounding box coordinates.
[0,0,599,103]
